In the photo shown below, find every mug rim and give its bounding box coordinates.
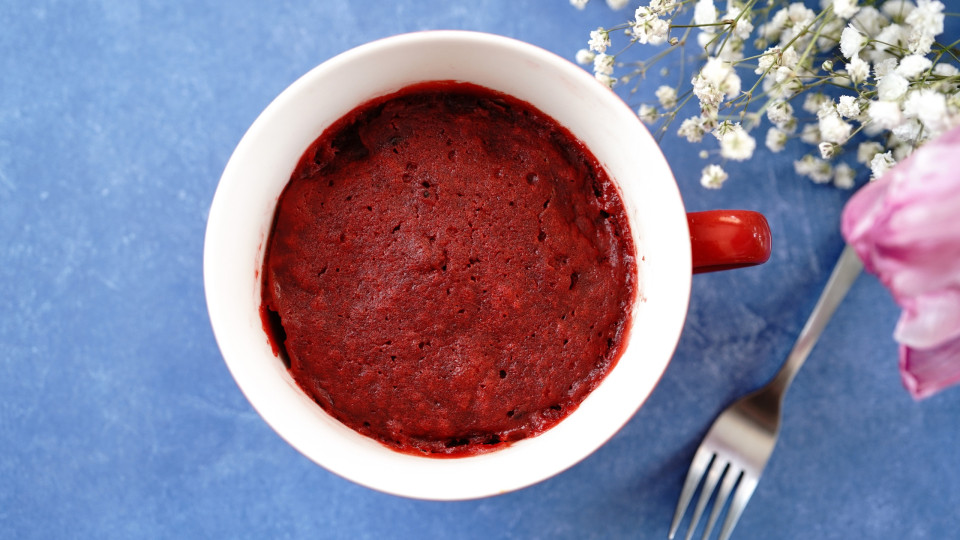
[204,30,691,500]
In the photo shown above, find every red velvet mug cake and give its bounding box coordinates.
[260,82,636,456]
[205,31,769,500]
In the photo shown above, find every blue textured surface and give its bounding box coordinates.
[2,2,959,539]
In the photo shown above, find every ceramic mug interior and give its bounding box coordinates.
[204,30,691,500]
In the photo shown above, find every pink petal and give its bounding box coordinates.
[894,289,960,349]
[842,125,960,399]
[900,335,960,400]
[840,172,890,277]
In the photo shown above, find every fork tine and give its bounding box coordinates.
[716,475,758,540]
[668,447,715,539]
[683,456,728,540]
[700,465,741,540]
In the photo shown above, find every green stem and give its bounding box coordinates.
[671,22,735,29]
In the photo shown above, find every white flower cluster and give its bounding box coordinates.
[576,1,678,87]
[784,0,956,185]
[575,0,957,189]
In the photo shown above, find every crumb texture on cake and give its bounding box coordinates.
[261,82,636,456]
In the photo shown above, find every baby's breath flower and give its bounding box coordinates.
[595,73,616,87]
[816,101,835,120]
[795,154,834,183]
[712,120,736,138]
[819,141,838,159]
[932,63,960,92]
[700,164,728,189]
[766,100,795,129]
[847,56,870,84]
[892,117,922,142]
[852,6,885,37]
[716,123,756,161]
[896,54,934,79]
[933,63,959,77]
[831,0,861,20]
[870,150,896,179]
[903,89,948,133]
[874,58,899,79]
[570,0,589,10]
[698,149,709,159]
[871,24,908,62]
[840,25,866,60]
[655,85,678,109]
[572,0,958,192]
[677,116,707,142]
[882,0,915,20]
[893,141,916,161]
[908,0,944,26]
[819,109,853,144]
[774,65,797,85]
[697,30,717,49]
[908,28,936,57]
[758,15,783,43]
[638,104,659,124]
[589,28,611,53]
[877,73,910,101]
[693,0,717,25]
[593,53,615,76]
[725,7,754,40]
[632,9,670,45]
[715,37,745,62]
[833,162,857,189]
[837,95,861,118]
[649,0,678,16]
[766,127,788,152]
[905,0,945,55]
[575,48,596,65]
[780,46,800,70]
[803,93,830,114]
[699,105,719,131]
[948,93,960,113]
[809,162,834,183]
[693,57,741,108]
[756,47,780,74]
[606,0,629,9]
[818,18,847,52]
[778,3,817,46]
[756,45,800,77]
[868,100,904,129]
[857,141,884,164]
[801,123,822,144]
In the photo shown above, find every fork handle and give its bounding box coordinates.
[767,244,864,400]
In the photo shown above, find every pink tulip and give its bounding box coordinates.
[841,126,960,399]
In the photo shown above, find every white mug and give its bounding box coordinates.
[205,31,767,500]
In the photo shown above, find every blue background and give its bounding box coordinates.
[2,1,958,538]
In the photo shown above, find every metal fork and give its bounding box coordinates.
[668,245,864,540]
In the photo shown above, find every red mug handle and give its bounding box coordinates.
[688,210,772,274]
